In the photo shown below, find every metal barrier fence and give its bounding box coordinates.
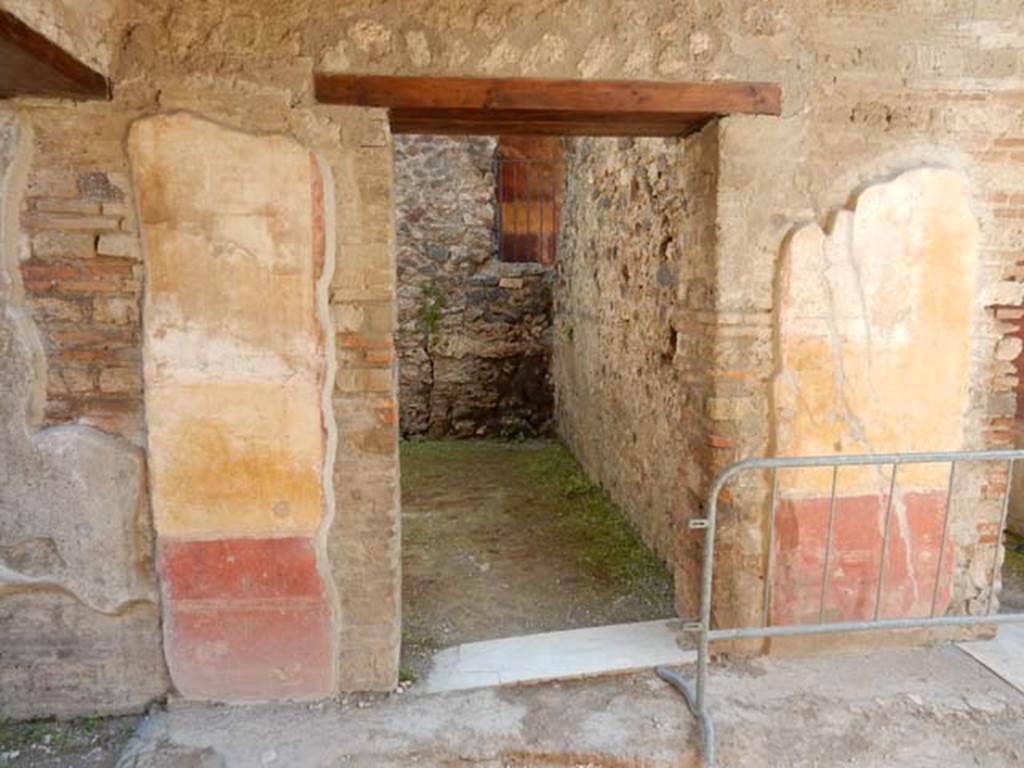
[657,448,1024,767]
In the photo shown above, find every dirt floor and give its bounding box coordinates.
[113,644,1024,767]
[0,716,138,767]
[400,438,675,678]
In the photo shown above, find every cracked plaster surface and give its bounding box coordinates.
[774,168,979,496]
[0,113,156,613]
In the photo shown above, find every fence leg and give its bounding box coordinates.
[656,665,716,766]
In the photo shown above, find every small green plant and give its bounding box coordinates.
[498,417,535,442]
[556,323,574,343]
[398,664,419,684]
[419,281,448,343]
[81,714,102,733]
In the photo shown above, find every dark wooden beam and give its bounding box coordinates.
[314,73,781,137]
[389,108,713,137]
[0,10,109,100]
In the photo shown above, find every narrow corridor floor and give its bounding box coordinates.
[400,438,674,679]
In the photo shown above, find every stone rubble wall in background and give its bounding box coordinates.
[307,0,1024,623]
[394,134,553,438]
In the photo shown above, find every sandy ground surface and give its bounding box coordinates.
[0,717,138,767]
[111,644,1023,767]
[400,439,675,678]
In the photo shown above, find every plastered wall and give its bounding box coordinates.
[0,0,1022,713]
[771,169,979,625]
[0,112,167,718]
[0,0,117,75]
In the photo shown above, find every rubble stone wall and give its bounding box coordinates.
[554,130,719,566]
[395,134,553,438]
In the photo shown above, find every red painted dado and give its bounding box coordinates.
[771,490,954,625]
[159,536,334,701]
[160,536,327,601]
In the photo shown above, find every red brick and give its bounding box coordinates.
[20,260,77,281]
[706,434,734,448]
[42,398,74,423]
[337,332,391,350]
[48,368,96,394]
[52,345,138,363]
[29,297,87,322]
[98,367,142,394]
[55,280,133,295]
[30,232,96,260]
[21,211,121,232]
[364,348,394,365]
[50,328,134,346]
[30,197,102,215]
[92,296,138,325]
[79,258,136,277]
[77,398,142,440]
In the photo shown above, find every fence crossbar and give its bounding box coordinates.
[660,448,1024,768]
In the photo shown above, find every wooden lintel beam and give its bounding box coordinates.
[389,113,713,138]
[0,10,110,101]
[314,73,781,137]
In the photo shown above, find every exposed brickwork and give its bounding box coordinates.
[1,107,167,720]
[18,109,143,444]
[324,111,403,690]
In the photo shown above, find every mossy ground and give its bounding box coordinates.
[400,438,675,678]
[1002,531,1024,613]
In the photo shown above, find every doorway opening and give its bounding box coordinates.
[316,72,782,688]
[393,132,676,680]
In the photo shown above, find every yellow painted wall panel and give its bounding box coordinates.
[774,169,979,495]
[130,113,328,538]
[147,382,324,536]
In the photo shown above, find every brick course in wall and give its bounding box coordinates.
[18,109,143,444]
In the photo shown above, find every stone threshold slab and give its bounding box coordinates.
[422,619,694,694]
[958,623,1024,694]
